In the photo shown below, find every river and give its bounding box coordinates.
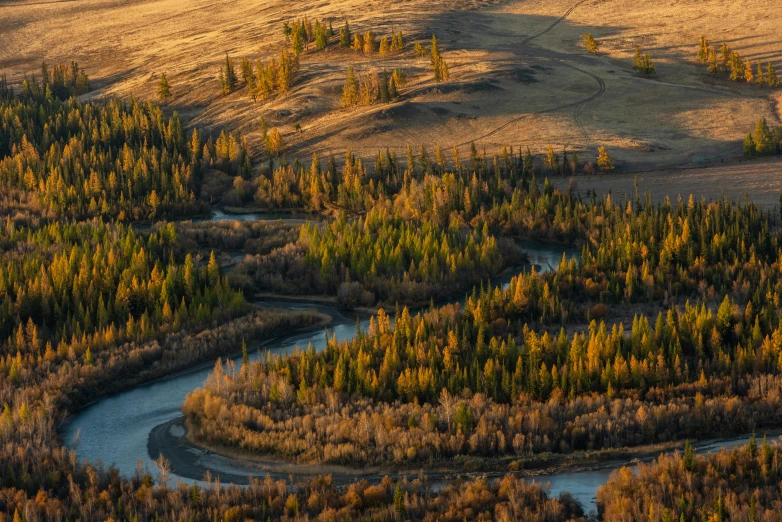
[60,217,748,515]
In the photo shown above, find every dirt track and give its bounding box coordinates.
[2,0,780,171]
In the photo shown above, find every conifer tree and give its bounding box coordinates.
[581,33,600,54]
[315,23,328,51]
[220,54,238,95]
[707,47,721,76]
[544,145,559,174]
[767,62,779,88]
[241,57,253,86]
[388,73,399,99]
[379,36,390,56]
[157,73,171,100]
[743,133,756,157]
[753,118,773,154]
[265,127,286,156]
[351,33,364,53]
[379,71,390,102]
[745,59,755,84]
[597,146,615,171]
[755,63,766,87]
[363,31,377,54]
[720,42,731,67]
[414,41,427,57]
[729,52,743,81]
[340,21,352,48]
[431,35,449,82]
[697,35,709,63]
[291,28,305,56]
[341,67,359,107]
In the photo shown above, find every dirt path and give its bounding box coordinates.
[453,0,606,149]
[520,0,591,46]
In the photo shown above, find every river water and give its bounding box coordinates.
[60,216,746,514]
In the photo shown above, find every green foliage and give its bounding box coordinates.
[0,219,245,361]
[157,73,172,100]
[219,54,238,95]
[0,86,234,218]
[431,35,449,82]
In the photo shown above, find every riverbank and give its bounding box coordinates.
[153,415,781,490]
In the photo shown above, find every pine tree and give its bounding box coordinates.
[340,21,351,48]
[157,73,171,100]
[597,146,615,171]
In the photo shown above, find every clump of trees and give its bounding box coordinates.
[598,437,782,521]
[341,67,404,107]
[0,75,245,219]
[632,46,655,76]
[698,36,779,87]
[743,117,782,157]
[37,60,90,98]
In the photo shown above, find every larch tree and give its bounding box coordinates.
[597,146,615,171]
[220,54,238,95]
[729,52,743,81]
[767,62,779,88]
[351,33,364,53]
[743,133,756,157]
[745,59,755,84]
[697,35,709,63]
[341,66,359,107]
[265,127,286,156]
[363,31,377,54]
[431,35,449,82]
[157,73,171,101]
[581,33,600,54]
[340,21,351,48]
[755,63,766,87]
[379,36,390,56]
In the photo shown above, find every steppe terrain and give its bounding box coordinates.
[1,0,781,184]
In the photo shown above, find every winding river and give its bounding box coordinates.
[61,214,754,514]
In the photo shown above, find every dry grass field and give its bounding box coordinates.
[1,0,781,197]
